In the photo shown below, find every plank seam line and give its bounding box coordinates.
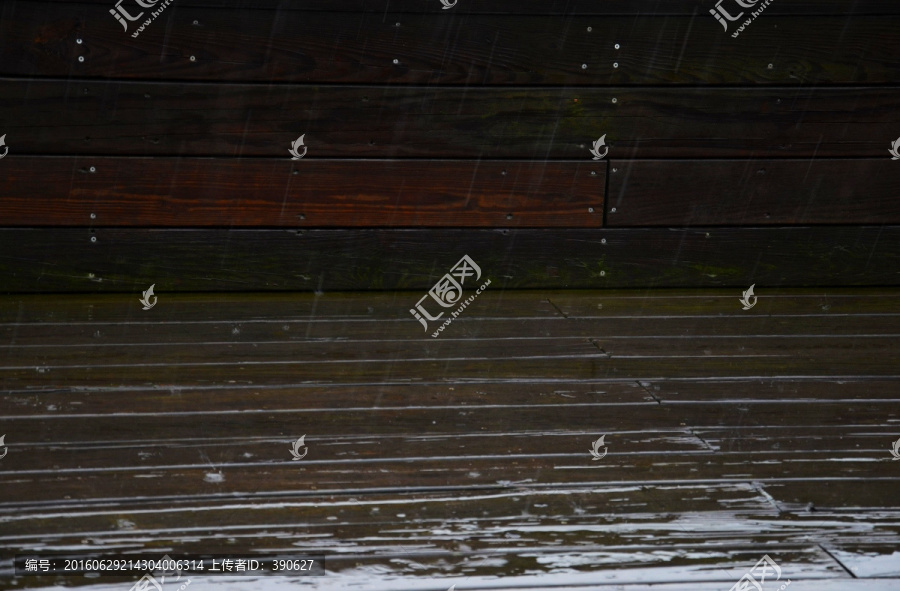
[750,481,783,513]
[690,429,718,452]
[587,338,610,357]
[546,298,568,318]
[637,381,661,404]
[817,544,858,578]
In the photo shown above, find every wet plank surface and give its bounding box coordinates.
[2,227,899,292]
[0,158,603,227]
[4,82,897,159]
[607,159,900,226]
[3,4,898,85]
[0,289,898,589]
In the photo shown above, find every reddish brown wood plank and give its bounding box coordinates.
[607,159,900,226]
[0,158,603,227]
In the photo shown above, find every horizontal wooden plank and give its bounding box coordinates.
[641,379,900,401]
[1,393,897,444]
[0,453,894,504]
[4,312,899,347]
[4,353,896,387]
[0,485,774,537]
[551,290,900,318]
[0,291,563,323]
[607,159,900,226]
[2,288,899,324]
[0,381,652,416]
[0,158,603,227]
[2,4,898,84]
[0,429,710,472]
[5,335,898,369]
[0,335,605,366]
[25,0,900,15]
[4,82,899,158]
[1,227,898,292]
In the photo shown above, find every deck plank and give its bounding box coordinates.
[3,6,899,84]
[4,82,898,159]
[2,227,900,292]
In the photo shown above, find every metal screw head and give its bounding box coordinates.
[88,273,94,278]
[393,59,399,64]
[611,207,617,213]
[612,98,618,103]
[501,170,507,176]
[76,38,83,44]
[588,207,594,213]
[613,62,619,68]
[193,19,200,25]
[581,64,587,69]
[78,56,85,62]
[601,238,606,244]
[600,271,606,276]
[590,171,597,176]
[395,22,401,27]
[190,55,196,61]
[90,236,97,243]
[612,168,618,173]
[506,214,513,220]
[587,26,592,32]
[614,43,620,50]
[89,166,96,173]
[768,63,773,69]
[90,213,96,219]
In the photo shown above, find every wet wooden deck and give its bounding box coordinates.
[1,288,898,589]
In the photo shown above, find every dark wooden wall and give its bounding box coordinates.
[1,0,899,291]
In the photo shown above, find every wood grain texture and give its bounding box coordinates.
[1,227,898,292]
[25,0,900,15]
[3,81,898,158]
[2,4,898,84]
[607,159,900,226]
[0,157,603,227]
[0,289,897,586]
